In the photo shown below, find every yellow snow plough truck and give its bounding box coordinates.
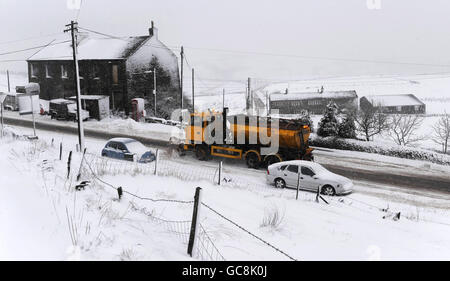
[177,108,314,168]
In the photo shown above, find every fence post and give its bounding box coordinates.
[67,151,72,179]
[218,161,222,185]
[187,187,202,257]
[59,142,63,161]
[76,148,87,182]
[154,149,159,175]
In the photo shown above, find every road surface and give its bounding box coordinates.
[3,115,450,195]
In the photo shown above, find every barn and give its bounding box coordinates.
[269,90,358,115]
[360,94,426,114]
[26,22,180,117]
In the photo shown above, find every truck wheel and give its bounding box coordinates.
[195,145,209,161]
[177,144,186,156]
[265,155,281,167]
[245,152,260,169]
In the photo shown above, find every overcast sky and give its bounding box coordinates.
[1,0,450,87]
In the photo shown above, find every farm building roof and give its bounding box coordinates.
[270,90,357,101]
[27,35,149,61]
[363,94,424,107]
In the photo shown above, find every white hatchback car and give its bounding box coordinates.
[266,160,353,196]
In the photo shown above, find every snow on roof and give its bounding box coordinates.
[108,137,137,143]
[68,95,109,100]
[364,94,424,107]
[270,90,357,101]
[28,36,149,61]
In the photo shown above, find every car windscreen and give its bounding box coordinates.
[310,163,327,174]
[125,140,148,154]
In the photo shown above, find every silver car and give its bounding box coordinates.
[266,160,353,196]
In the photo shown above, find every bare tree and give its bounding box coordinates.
[387,114,425,146]
[354,106,389,141]
[432,114,450,154]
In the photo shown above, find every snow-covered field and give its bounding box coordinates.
[1,125,450,260]
[195,73,450,154]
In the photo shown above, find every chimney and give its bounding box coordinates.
[149,21,158,39]
[319,85,324,94]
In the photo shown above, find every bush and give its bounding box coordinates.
[260,205,285,230]
[310,135,450,166]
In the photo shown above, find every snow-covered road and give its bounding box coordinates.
[4,112,450,194]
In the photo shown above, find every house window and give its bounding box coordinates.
[45,64,52,78]
[61,65,68,79]
[112,64,119,85]
[92,65,100,79]
[397,106,402,112]
[414,105,420,111]
[30,63,39,78]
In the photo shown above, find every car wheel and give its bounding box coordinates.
[321,185,336,196]
[274,178,286,189]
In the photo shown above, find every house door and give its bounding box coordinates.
[111,91,122,110]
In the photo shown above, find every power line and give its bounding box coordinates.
[78,26,181,51]
[0,40,71,56]
[182,45,450,68]
[0,32,65,46]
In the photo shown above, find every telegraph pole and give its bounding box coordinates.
[247,77,251,115]
[64,21,84,151]
[180,46,184,110]
[7,70,10,92]
[222,88,225,111]
[192,68,195,113]
[153,67,157,117]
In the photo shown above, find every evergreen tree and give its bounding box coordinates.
[338,114,357,139]
[317,102,339,137]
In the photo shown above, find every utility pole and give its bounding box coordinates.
[222,88,225,111]
[64,21,84,151]
[7,70,10,92]
[247,77,251,115]
[192,68,195,113]
[153,67,157,117]
[180,46,184,110]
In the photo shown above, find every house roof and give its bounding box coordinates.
[363,94,424,107]
[270,90,357,102]
[27,35,149,61]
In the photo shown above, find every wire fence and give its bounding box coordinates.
[201,202,298,261]
[196,224,226,261]
[79,151,227,261]
[44,138,404,261]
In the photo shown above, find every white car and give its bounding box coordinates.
[266,160,353,196]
